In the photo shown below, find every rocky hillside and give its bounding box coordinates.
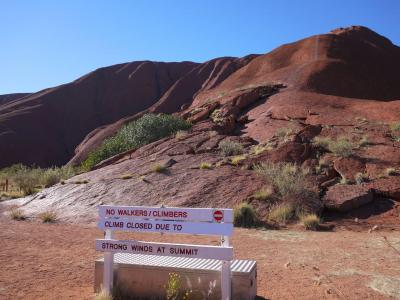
[3,26,400,224]
[0,58,255,168]
[0,93,31,105]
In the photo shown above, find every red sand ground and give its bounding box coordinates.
[1,216,399,299]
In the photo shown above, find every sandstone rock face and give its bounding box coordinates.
[323,184,374,212]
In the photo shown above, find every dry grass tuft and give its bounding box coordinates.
[94,288,113,300]
[386,168,398,176]
[313,136,355,157]
[120,174,133,180]
[355,172,368,184]
[358,135,370,147]
[231,155,247,166]
[39,211,57,223]
[199,162,212,170]
[152,163,167,173]
[253,187,274,201]
[254,162,310,198]
[9,208,26,221]
[267,203,294,224]
[300,213,320,230]
[175,130,189,140]
[234,203,257,228]
[219,140,244,156]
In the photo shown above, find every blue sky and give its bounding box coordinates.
[1,0,399,94]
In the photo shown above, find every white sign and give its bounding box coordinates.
[96,204,234,299]
[98,219,233,236]
[96,239,233,260]
[99,205,233,223]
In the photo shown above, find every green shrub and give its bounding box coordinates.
[12,166,42,195]
[234,203,257,228]
[299,213,320,230]
[219,140,244,156]
[199,162,212,170]
[10,208,26,220]
[41,168,61,188]
[267,203,294,224]
[0,164,77,195]
[82,114,191,170]
[39,211,57,223]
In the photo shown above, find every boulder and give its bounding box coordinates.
[333,157,365,182]
[323,184,374,212]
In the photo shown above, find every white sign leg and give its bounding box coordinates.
[221,235,231,300]
[103,229,114,294]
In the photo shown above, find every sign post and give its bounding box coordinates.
[96,205,233,299]
[103,229,114,294]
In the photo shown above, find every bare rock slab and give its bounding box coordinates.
[323,184,374,212]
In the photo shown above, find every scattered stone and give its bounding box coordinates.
[368,225,379,233]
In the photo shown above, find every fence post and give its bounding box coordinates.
[221,235,231,300]
[103,229,114,294]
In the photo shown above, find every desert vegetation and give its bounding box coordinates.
[199,162,212,169]
[355,172,368,184]
[9,208,26,221]
[120,174,134,180]
[253,187,273,201]
[255,162,319,224]
[152,163,167,173]
[165,272,191,300]
[313,136,355,157]
[82,114,191,170]
[234,203,257,228]
[275,127,293,141]
[219,140,244,156]
[390,122,400,141]
[0,164,77,197]
[39,211,57,223]
[230,155,246,166]
[267,203,294,224]
[299,213,320,230]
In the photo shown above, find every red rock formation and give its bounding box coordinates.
[3,26,400,221]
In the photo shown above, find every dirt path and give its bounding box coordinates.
[0,217,399,300]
